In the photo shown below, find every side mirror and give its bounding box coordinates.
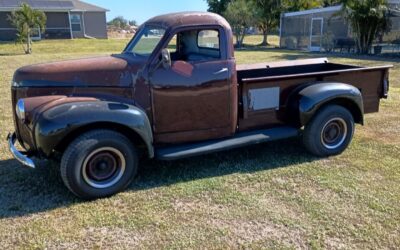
[161,48,171,69]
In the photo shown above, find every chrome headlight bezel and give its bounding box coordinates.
[16,99,25,121]
[12,81,19,87]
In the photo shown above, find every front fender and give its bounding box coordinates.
[298,82,364,126]
[34,101,154,158]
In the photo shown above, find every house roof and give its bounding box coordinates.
[0,0,108,12]
[283,5,342,17]
[283,2,400,18]
[70,0,108,12]
[388,0,400,4]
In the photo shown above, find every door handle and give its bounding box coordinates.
[214,67,228,75]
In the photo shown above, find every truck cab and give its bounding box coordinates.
[8,12,391,199]
[126,13,237,144]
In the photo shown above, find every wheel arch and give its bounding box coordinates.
[54,122,151,158]
[295,82,364,126]
[312,97,363,125]
[33,101,154,159]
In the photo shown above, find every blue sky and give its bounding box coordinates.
[86,0,209,24]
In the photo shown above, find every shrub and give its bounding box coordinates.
[322,31,336,52]
[285,36,298,49]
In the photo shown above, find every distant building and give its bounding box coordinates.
[280,1,400,52]
[0,0,109,41]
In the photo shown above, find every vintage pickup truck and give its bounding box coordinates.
[8,12,391,199]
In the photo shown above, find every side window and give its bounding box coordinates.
[198,30,220,49]
[165,29,221,63]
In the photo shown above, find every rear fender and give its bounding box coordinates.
[297,82,364,126]
[34,101,154,158]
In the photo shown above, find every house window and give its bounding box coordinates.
[70,14,81,32]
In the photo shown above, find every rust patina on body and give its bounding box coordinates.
[7,12,392,199]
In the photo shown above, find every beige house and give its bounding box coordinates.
[0,0,109,41]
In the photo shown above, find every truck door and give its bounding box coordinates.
[149,27,235,144]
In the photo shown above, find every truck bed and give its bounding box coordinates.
[236,58,392,132]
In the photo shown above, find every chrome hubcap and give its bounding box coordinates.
[321,118,348,150]
[82,147,126,189]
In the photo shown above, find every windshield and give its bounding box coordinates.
[125,26,166,57]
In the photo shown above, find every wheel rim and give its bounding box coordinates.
[320,118,348,150]
[82,147,126,189]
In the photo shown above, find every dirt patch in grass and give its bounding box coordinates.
[209,218,308,248]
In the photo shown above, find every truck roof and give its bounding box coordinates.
[145,11,231,30]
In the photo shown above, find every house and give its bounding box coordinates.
[280,0,400,52]
[0,0,109,41]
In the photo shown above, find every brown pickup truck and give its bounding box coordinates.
[8,12,391,199]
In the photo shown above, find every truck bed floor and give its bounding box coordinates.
[155,126,299,160]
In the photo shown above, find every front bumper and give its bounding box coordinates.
[7,133,36,169]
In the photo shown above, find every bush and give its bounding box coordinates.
[392,36,400,45]
[284,36,297,49]
[322,31,335,53]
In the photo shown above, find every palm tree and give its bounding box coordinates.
[340,0,391,54]
[8,3,46,54]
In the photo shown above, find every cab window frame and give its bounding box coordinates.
[150,24,228,67]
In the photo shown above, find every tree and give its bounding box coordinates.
[340,0,391,54]
[107,16,129,29]
[206,0,232,15]
[223,0,255,48]
[128,20,137,26]
[322,0,342,7]
[8,3,46,54]
[282,0,322,12]
[252,0,282,46]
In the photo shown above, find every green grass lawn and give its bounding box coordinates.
[243,34,280,47]
[0,38,399,249]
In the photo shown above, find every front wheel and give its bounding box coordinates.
[303,105,355,157]
[60,130,138,199]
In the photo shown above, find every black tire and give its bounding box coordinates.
[60,130,138,199]
[303,105,355,157]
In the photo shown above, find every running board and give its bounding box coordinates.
[155,126,299,160]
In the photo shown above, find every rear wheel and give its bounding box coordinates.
[61,130,138,199]
[303,105,355,157]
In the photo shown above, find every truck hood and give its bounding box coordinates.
[13,54,145,88]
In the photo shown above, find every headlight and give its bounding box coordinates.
[12,81,19,87]
[16,99,25,121]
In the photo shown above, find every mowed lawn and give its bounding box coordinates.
[0,36,399,249]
